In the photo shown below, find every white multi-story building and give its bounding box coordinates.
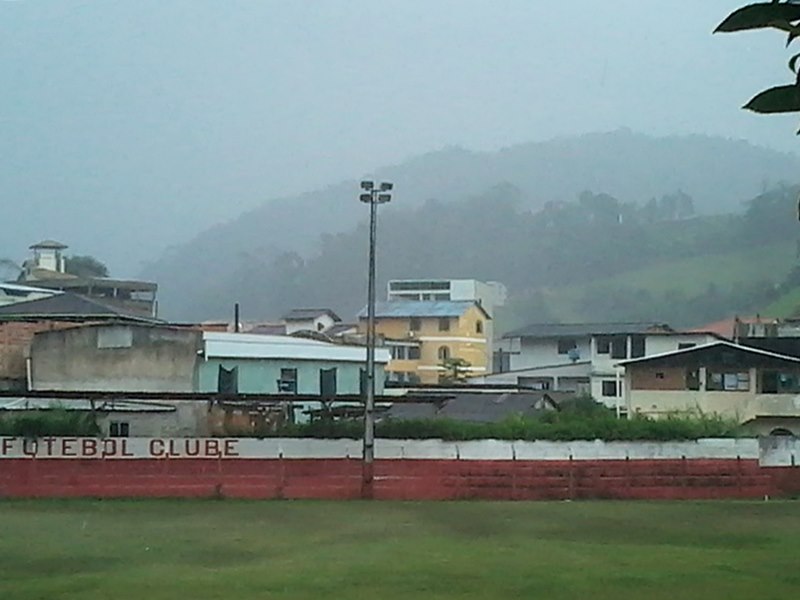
[477,322,721,412]
[387,279,506,315]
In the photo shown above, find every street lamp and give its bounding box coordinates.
[360,179,392,499]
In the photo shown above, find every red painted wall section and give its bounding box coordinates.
[1,458,798,500]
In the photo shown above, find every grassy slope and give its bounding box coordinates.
[1,499,799,600]
[763,285,800,318]
[498,240,796,331]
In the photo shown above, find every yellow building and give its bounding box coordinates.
[359,301,490,384]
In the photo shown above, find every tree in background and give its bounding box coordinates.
[0,259,23,282]
[715,2,800,126]
[64,255,110,278]
[439,357,472,384]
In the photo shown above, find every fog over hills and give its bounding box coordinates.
[141,130,800,321]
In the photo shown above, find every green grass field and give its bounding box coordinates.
[1,500,799,599]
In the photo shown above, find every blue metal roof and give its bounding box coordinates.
[359,301,488,319]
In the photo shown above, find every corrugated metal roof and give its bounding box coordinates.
[0,397,176,412]
[504,322,673,339]
[359,301,488,319]
[617,340,800,366]
[0,292,157,322]
[203,331,390,363]
[384,391,563,423]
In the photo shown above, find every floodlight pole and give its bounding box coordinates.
[360,180,392,499]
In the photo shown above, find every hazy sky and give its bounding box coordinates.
[2,0,798,274]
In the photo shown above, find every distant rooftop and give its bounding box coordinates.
[29,240,67,250]
[282,308,341,322]
[0,292,159,322]
[359,301,490,319]
[504,322,673,339]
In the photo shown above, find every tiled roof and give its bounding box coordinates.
[359,301,489,319]
[504,322,673,339]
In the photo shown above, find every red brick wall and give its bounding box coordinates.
[0,458,796,500]
[0,321,78,384]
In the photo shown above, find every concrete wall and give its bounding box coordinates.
[0,321,76,390]
[94,402,210,437]
[31,325,201,392]
[1,437,797,500]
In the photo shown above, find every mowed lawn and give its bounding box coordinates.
[1,500,799,599]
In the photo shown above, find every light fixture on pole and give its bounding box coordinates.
[360,179,392,499]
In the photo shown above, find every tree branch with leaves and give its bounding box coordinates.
[715,1,800,125]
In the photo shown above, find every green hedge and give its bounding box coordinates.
[272,411,739,442]
[0,410,100,437]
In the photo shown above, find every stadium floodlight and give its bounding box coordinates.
[359,179,393,499]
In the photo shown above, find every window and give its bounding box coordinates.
[596,336,611,354]
[278,368,297,393]
[408,346,421,360]
[476,320,483,334]
[319,368,337,397]
[109,421,129,437]
[391,346,407,360]
[655,372,665,379]
[601,380,619,397]
[409,317,422,331]
[97,326,133,349]
[438,346,451,361]
[557,338,577,354]
[438,317,451,332]
[706,370,749,392]
[630,335,645,358]
[610,336,627,359]
[217,366,238,394]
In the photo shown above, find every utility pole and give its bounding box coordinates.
[359,180,392,499]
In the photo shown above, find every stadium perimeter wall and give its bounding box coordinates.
[1,437,799,500]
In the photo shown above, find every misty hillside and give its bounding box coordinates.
[142,130,800,320]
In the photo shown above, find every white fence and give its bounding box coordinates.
[1,436,790,462]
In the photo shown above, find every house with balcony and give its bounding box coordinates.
[359,301,490,384]
[481,322,720,410]
[618,340,800,435]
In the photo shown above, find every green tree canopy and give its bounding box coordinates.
[64,255,110,278]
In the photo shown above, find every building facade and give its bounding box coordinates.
[29,323,388,397]
[360,301,490,384]
[17,240,158,318]
[483,322,719,410]
[619,341,800,435]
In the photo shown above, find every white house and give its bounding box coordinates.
[281,308,341,335]
[479,322,720,411]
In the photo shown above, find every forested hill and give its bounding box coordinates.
[141,130,800,321]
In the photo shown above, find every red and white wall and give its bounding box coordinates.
[1,437,799,501]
